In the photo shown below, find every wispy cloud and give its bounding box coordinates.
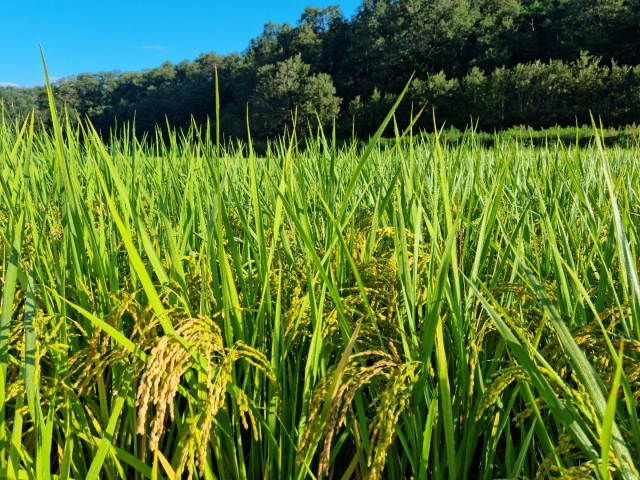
[26,76,61,87]
[139,45,166,51]
[0,81,21,88]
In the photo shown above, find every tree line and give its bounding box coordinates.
[2,0,640,138]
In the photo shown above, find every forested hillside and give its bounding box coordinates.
[0,87,45,122]
[3,0,640,137]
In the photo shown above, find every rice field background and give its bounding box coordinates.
[1,62,640,480]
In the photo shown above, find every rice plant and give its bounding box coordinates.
[1,56,640,480]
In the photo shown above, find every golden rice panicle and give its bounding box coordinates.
[533,434,610,480]
[336,359,397,432]
[236,388,259,440]
[475,366,528,421]
[315,370,361,479]
[296,350,396,476]
[135,317,202,448]
[296,372,333,466]
[284,275,310,343]
[135,314,278,479]
[68,292,127,392]
[295,348,408,479]
[176,429,197,480]
[188,352,233,479]
[235,341,278,386]
[366,362,417,480]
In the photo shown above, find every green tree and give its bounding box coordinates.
[12,0,640,137]
[250,54,341,137]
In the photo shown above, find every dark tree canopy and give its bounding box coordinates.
[3,0,640,138]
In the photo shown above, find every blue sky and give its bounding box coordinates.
[0,0,362,88]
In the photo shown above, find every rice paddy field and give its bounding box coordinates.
[2,72,640,480]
